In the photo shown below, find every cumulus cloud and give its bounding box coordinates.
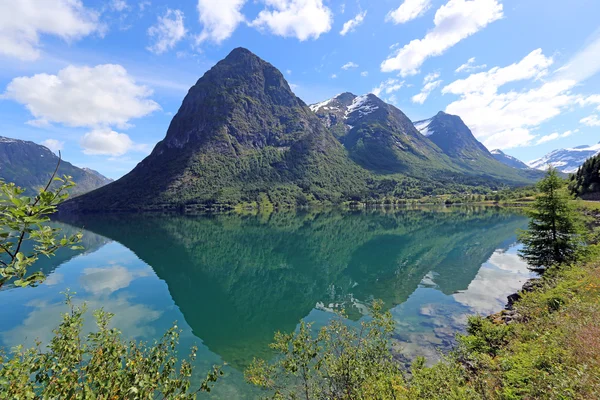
[110,0,129,12]
[372,78,404,97]
[438,34,600,150]
[581,114,600,127]
[381,0,503,76]
[81,129,148,156]
[455,57,487,73]
[0,0,102,61]
[361,71,369,77]
[3,64,160,129]
[147,9,186,54]
[443,49,552,96]
[441,49,591,149]
[41,139,64,153]
[252,0,333,41]
[342,61,359,70]
[331,73,337,79]
[412,72,442,104]
[536,130,577,145]
[386,0,431,24]
[340,10,367,35]
[196,0,246,45]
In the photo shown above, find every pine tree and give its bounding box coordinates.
[519,168,582,272]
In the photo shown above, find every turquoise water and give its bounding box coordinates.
[0,207,532,398]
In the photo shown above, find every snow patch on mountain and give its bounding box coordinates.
[309,97,336,113]
[346,95,378,118]
[413,118,433,137]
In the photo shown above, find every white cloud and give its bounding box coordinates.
[441,49,583,149]
[252,0,333,41]
[286,69,292,75]
[340,10,367,35]
[3,64,160,129]
[196,0,246,45]
[110,0,129,11]
[581,114,600,127]
[0,0,101,61]
[342,61,359,70]
[536,130,575,145]
[386,0,431,24]
[424,71,440,83]
[412,72,442,104]
[81,129,147,156]
[361,71,369,77]
[443,49,552,96]
[42,139,64,153]
[147,9,186,54]
[455,57,487,73]
[381,0,503,76]
[372,78,404,97]
[139,1,151,12]
[331,73,337,79]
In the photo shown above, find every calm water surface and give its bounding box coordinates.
[0,207,532,398]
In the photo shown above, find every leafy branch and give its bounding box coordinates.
[0,152,82,288]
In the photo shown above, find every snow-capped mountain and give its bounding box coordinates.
[491,149,530,170]
[413,111,491,160]
[527,143,600,173]
[309,92,382,138]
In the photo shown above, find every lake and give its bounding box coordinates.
[0,207,533,398]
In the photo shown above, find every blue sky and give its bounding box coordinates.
[1,0,599,179]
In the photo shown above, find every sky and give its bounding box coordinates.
[1,0,599,179]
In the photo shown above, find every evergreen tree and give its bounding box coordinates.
[570,153,600,197]
[519,168,582,272]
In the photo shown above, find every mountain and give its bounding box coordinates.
[528,143,600,173]
[61,49,545,213]
[412,112,544,182]
[414,111,490,159]
[61,48,368,212]
[312,93,455,174]
[0,136,112,195]
[490,149,530,170]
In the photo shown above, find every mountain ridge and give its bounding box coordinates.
[60,48,543,213]
[0,136,112,195]
[528,142,600,173]
[491,149,530,170]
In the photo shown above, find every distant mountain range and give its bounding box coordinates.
[58,48,545,213]
[527,142,600,173]
[490,149,530,170]
[0,136,112,195]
